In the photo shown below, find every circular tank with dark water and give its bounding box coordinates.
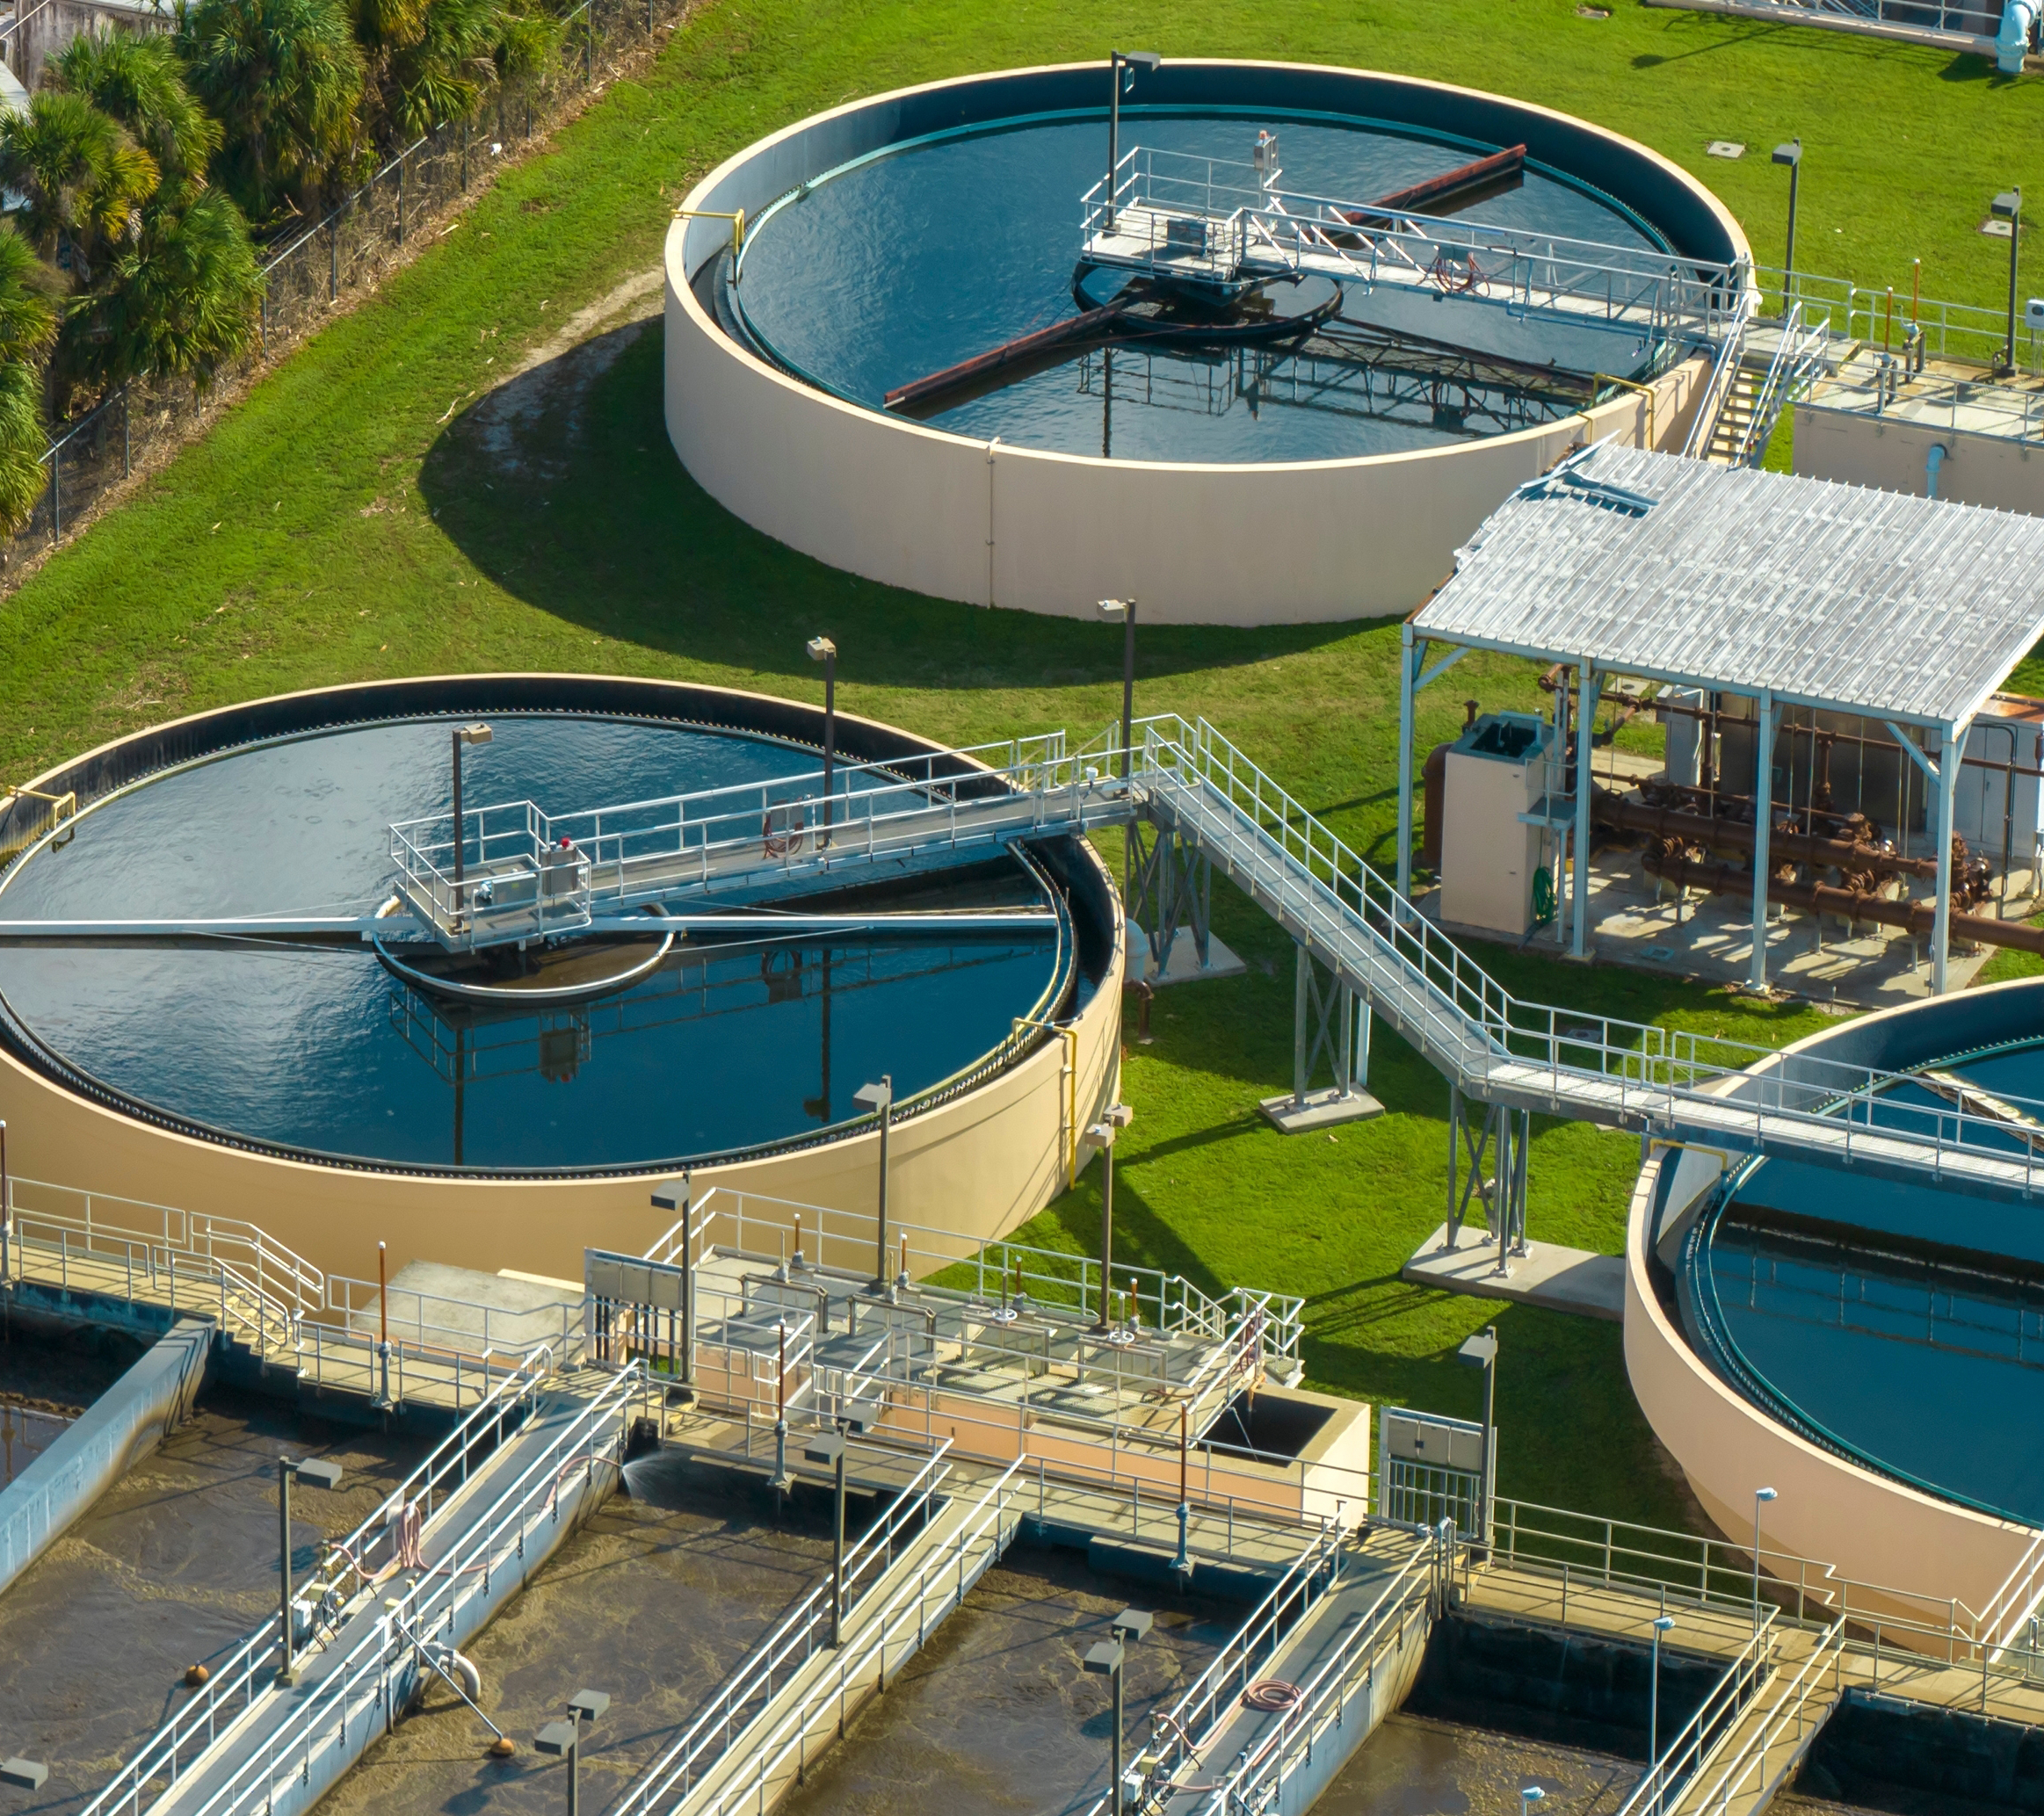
[1670,988,2044,1526]
[0,684,1108,1176]
[729,107,1670,462]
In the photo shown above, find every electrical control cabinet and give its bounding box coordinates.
[1440,712,1556,937]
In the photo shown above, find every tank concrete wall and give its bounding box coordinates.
[0,1318,210,1599]
[663,61,1743,626]
[0,678,1125,1289]
[1794,402,2044,516]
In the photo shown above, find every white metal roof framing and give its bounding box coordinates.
[1410,443,2044,734]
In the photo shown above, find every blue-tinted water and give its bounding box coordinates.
[1690,1038,2044,1523]
[735,112,1664,463]
[0,718,1061,1170]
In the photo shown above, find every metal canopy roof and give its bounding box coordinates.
[1411,443,2044,730]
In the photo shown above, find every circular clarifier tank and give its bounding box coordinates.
[1636,982,2044,1538]
[0,691,1107,1176]
[664,62,1750,623]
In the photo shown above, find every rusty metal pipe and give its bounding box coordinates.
[1641,849,2044,955]
[1596,793,1941,879]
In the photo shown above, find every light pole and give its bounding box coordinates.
[535,1690,608,1816]
[1085,1104,1134,1331]
[449,721,492,924]
[807,636,837,841]
[1456,1325,1498,1552]
[1521,1789,1547,1815]
[1104,53,1162,233]
[1772,140,1801,309]
[1082,1608,1153,1812]
[276,1455,344,1685]
[853,1077,893,1293]
[1994,188,2024,373]
[1751,1486,1778,1629]
[0,1117,10,1281]
[804,1422,854,1646]
[1098,599,1137,781]
[1649,1614,1675,1766]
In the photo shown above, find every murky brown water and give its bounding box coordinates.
[316,1449,838,1815]
[0,1400,70,1484]
[0,1381,428,1816]
[779,1542,1236,1816]
[1319,1710,1642,1815]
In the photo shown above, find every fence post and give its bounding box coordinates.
[48,448,58,544]
[330,212,339,301]
[122,386,130,478]
[397,155,405,244]
[585,6,594,81]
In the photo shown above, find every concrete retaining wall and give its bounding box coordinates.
[0,1316,210,1597]
[1794,402,2044,517]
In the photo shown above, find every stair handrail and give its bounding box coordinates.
[1729,300,1822,466]
[1128,713,2044,1192]
[1684,308,1752,459]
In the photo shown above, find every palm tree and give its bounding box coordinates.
[383,0,500,140]
[0,92,160,286]
[177,0,366,224]
[47,32,223,202]
[0,225,62,534]
[89,186,264,388]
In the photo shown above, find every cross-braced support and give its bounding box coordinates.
[1127,820,1213,980]
[1290,943,1371,1108]
[1446,1085,1530,1273]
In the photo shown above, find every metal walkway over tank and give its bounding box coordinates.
[1077,145,1748,348]
[378,713,2044,1201]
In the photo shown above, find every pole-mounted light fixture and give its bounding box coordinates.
[450,721,493,925]
[1771,139,1801,309]
[1105,54,1163,234]
[1994,188,2024,374]
[807,636,837,842]
[853,1077,895,1293]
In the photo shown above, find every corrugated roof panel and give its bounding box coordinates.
[1413,444,2044,727]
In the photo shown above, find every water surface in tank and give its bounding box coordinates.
[0,716,1064,1170]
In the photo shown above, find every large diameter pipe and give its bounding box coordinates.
[1642,849,2044,956]
[1597,794,1941,879]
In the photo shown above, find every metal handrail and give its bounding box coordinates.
[1134,712,2044,1194]
[1613,1611,1781,1816]
[1727,300,1829,465]
[613,1443,982,1815]
[1684,308,1752,458]
[136,1366,648,1816]
[1181,1536,1441,1814]
[76,1348,557,1816]
[1682,1618,1847,1816]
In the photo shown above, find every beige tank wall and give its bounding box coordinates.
[1793,402,2044,515]
[1623,1150,2038,1631]
[0,936,1122,1287]
[664,237,1712,626]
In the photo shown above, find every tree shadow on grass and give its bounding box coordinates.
[416,319,1368,705]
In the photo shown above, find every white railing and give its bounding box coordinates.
[385,730,1124,944]
[1,1174,582,1397]
[649,1185,1305,1371]
[609,1454,1018,1816]
[1613,1612,1780,1816]
[1136,713,2044,1192]
[1180,1538,1440,1814]
[1138,1523,1345,1790]
[76,1349,557,1816]
[1726,300,1830,465]
[1683,307,1753,458]
[1677,1618,1847,1816]
[117,1364,647,1816]
[1083,146,1750,346]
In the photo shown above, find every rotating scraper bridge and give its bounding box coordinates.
[8,713,2039,1197]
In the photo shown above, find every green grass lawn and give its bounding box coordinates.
[4,0,2038,1530]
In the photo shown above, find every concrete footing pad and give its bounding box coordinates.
[1129,928,1247,986]
[1258,1086,1385,1133]
[1400,1223,1625,1321]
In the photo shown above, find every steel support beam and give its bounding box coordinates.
[1749,691,1780,994]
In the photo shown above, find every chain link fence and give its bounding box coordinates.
[6,0,689,575]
